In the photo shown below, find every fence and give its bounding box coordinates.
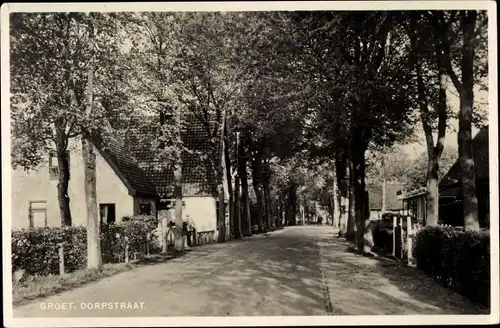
[391,215,422,267]
[52,225,199,275]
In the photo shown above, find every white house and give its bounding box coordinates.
[11,136,158,230]
[131,119,229,244]
[11,112,230,247]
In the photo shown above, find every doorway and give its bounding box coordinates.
[99,203,116,225]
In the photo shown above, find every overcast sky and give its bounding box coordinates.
[402,84,488,159]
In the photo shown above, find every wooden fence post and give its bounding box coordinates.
[400,217,404,259]
[392,216,397,257]
[146,232,151,256]
[125,237,130,263]
[407,217,412,266]
[58,243,65,275]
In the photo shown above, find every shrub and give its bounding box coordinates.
[12,215,160,276]
[373,228,393,255]
[12,226,87,276]
[102,215,159,262]
[414,226,490,306]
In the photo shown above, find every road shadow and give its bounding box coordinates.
[319,234,489,315]
[153,229,329,316]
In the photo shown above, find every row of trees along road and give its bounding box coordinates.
[10,11,489,266]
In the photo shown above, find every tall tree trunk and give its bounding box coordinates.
[234,174,243,239]
[82,57,101,269]
[332,176,340,229]
[263,181,273,229]
[254,184,264,232]
[252,154,264,232]
[352,149,365,251]
[173,102,185,251]
[161,213,169,253]
[459,96,479,230]
[346,160,356,241]
[426,152,440,226]
[240,157,252,236]
[173,162,184,251]
[289,185,298,226]
[336,157,348,235]
[414,33,447,227]
[459,11,479,231]
[82,137,102,268]
[224,133,234,239]
[435,11,479,230]
[339,192,348,235]
[278,191,285,227]
[217,184,226,242]
[351,133,373,253]
[56,143,72,226]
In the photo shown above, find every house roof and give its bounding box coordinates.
[92,136,158,198]
[128,117,223,198]
[439,127,489,188]
[367,182,404,211]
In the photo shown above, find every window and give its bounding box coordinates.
[29,201,47,228]
[49,151,70,180]
[99,204,116,225]
[139,203,152,216]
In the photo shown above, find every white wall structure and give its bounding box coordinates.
[11,138,138,229]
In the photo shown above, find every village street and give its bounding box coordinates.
[13,226,487,317]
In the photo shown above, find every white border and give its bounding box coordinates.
[2,1,498,327]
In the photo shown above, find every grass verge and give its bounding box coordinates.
[12,251,182,306]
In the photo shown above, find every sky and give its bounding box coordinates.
[401,85,488,159]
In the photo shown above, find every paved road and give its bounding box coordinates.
[13,226,488,317]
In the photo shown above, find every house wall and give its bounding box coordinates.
[11,138,134,229]
[184,196,217,234]
[155,196,218,245]
[370,210,382,220]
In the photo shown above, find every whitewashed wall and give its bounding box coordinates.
[11,138,135,229]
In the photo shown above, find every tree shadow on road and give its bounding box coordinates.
[159,231,330,316]
[319,233,489,315]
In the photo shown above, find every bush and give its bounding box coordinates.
[104,216,156,262]
[373,228,393,255]
[12,226,87,276]
[12,215,160,276]
[414,226,490,306]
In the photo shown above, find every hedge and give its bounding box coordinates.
[12,215,159,276]
[414,226,490,306]
[12,226,87,275]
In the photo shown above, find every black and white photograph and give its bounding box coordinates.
[1,1,498,327]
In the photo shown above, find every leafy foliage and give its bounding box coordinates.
[12,226,87,275]
[366,145,458,191]
[12,216,159,276]
[10,13,133,170]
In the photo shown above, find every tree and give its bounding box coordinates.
[10,13,79,227]
[11,13,131,267]
[283,12,415,251]
[432,10,488,231]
